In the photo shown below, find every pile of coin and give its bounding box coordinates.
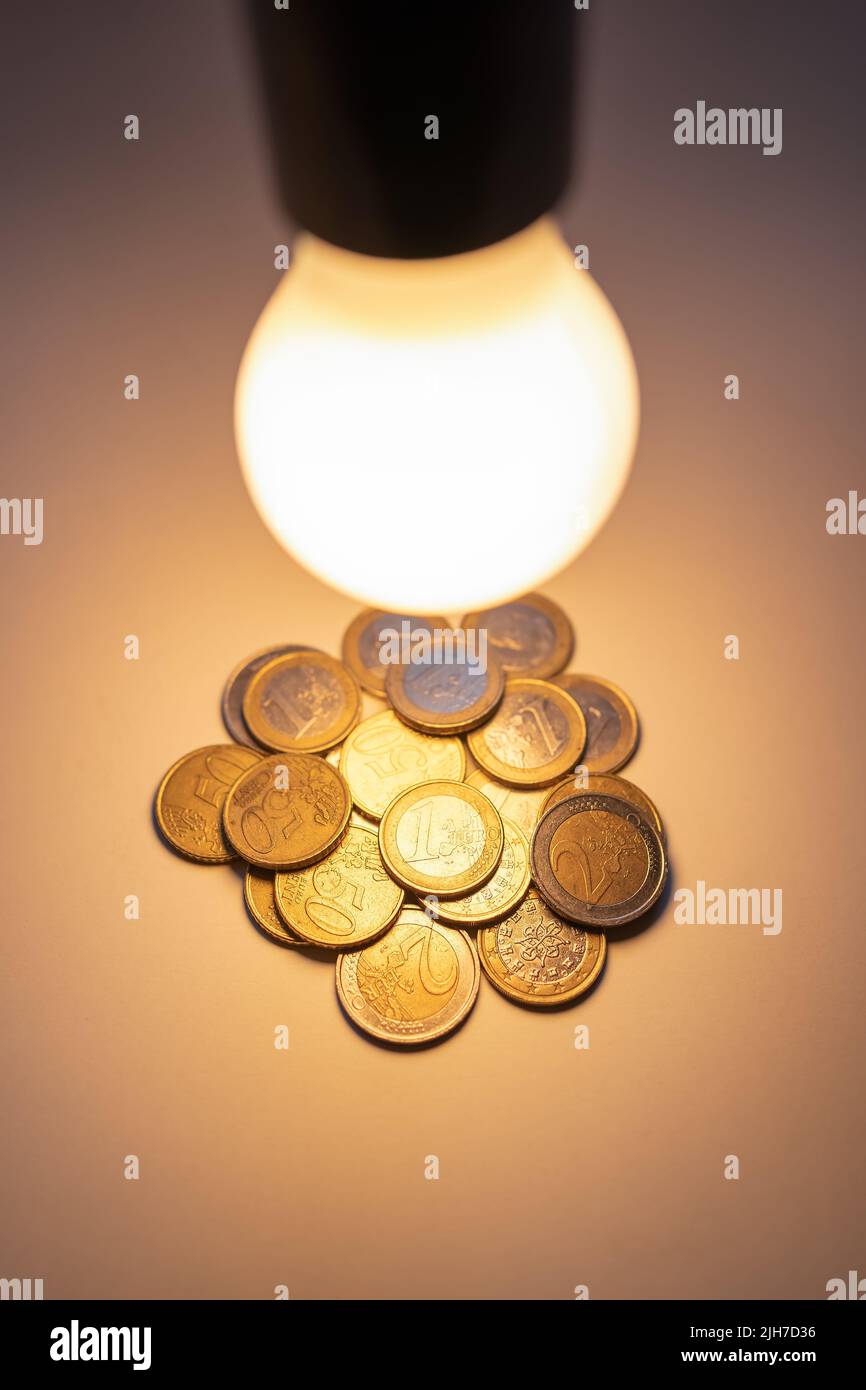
[154,594,668,1046]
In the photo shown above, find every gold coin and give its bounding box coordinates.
[378,779,504,899]
[336,907,480,1045]
[221,644,322,747]
[531,792,667,927]
[464,769,550,841]
[435,818,530,926]
[466,678,586,788]
[328,746,379,830]
[155,744,262,863]
[342,609,449,697]
[540,772,664,838]
[461,592,573,679]
[478,889,606,1007]
[325,745,375,831]
[223,752,351,869]
[552,673,639,773]
[244,867,306,947]
[339,710,465,820]
[275,825,403,949]
[243,651,361,754]
[384,634,504,734]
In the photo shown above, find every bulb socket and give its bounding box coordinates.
[242,0,578,259]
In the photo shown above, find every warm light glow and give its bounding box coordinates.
[235,217,639,612]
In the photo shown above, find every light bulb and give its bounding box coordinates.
[235,216,638,613]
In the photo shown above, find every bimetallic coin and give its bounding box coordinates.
[478,889,606,1007]
[466,678,586,788]
[223,752,351,870]
[336,907,480,1045]
[384,633,504,735]
[436,818,530,926]
[244,867,306,947]
[540,772,664,839]
[531,793,667,927]
[465,769,550,841]
[342,609,449,697]
[221,644,321,747]
[275,825,403,949]
[461,593,573,679]
[155,744,262,863]
[243,651,361,753]
[339,710,465,820]
[552,673,639,773]
[378,779,504,899]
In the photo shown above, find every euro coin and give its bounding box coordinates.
[339,710,465,820]
[378,779,504,899]
[531,792,667,927]
[221,644,321,747]
[384,632,504,734]
[275,824,403,949]
[478,889,606,1007]
[435,818,530,926]
[552,673,639,773]
[464,769,550,841]
[466,678,586,787]
[223,752,351,869]
[336,907,480,1045]
[155,744,262,863]
[327,743,377,826]
[540,772,664,839]
[461,592,573,679]
[243,651,361,753]
[342,609,449,697]
[244,867,306,947]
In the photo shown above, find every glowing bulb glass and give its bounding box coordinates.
[235,217,639,613]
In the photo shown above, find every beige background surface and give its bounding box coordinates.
[1,0,864,1298]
